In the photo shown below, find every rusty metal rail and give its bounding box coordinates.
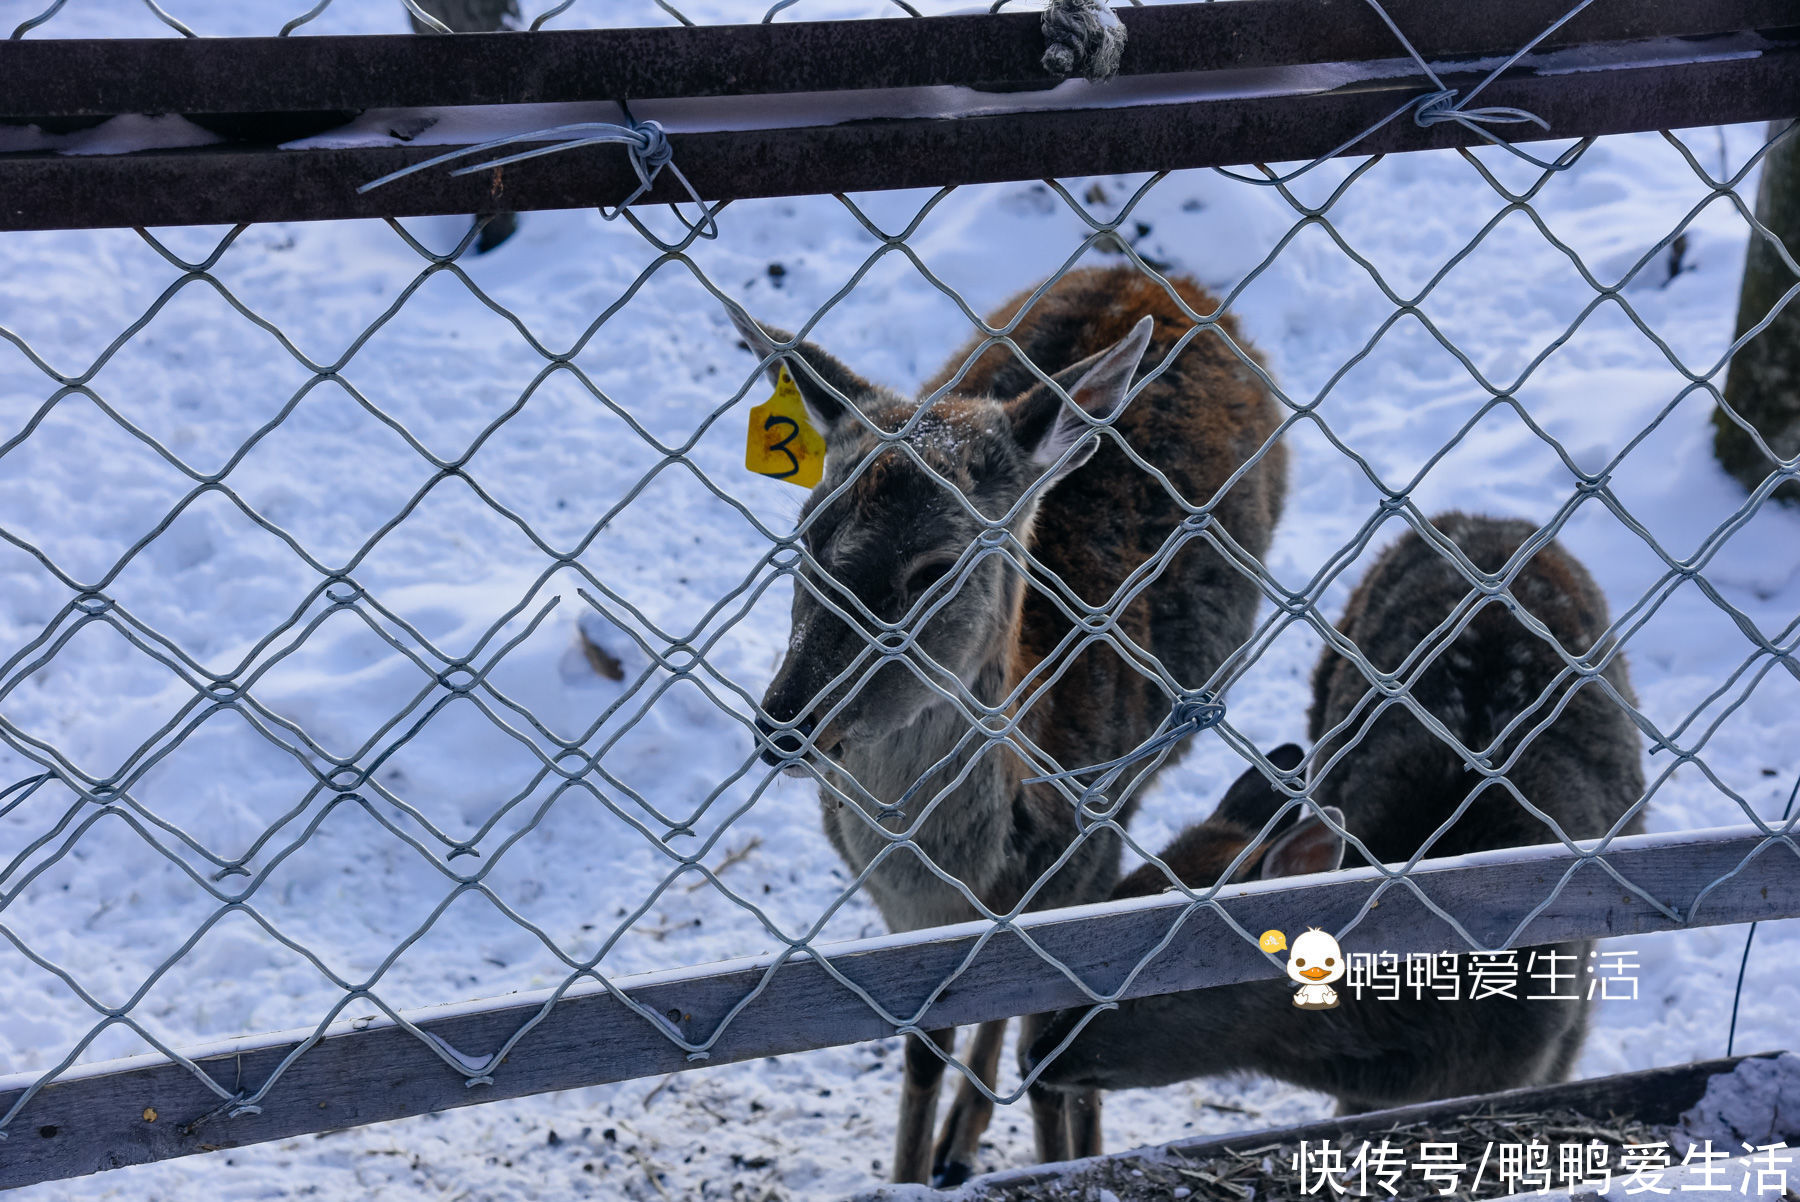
[1,0,1791,118]
[3,23,1796,231]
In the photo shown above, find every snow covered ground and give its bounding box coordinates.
[2,3,1799,1199]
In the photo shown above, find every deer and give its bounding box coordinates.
[730,265,1288,1185]
[1025,512,1648,1128]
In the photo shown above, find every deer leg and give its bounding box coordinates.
[930,1018,1007,1186]
[1064,1087,1102,1159]
[1018,1011,1073,1163]
[1028,1083,1072,1163]
[893,1028,956,1184]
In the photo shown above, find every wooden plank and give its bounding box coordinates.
[1,823,1795,1188]
[848,1053,1782,1200]
[0,0,1792,118]
[2,34,1796,233]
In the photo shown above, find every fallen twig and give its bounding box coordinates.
[633,915,701,942]
[628,1146,673,1202]
[1197,1100,1261,1117]
[685,836,765,892]
[642,1073,677,1111]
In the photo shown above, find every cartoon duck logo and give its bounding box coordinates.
[1285,927,1345,1010]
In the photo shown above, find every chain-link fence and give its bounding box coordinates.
[2,0,1799,1194]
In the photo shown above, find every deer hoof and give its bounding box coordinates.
[932,1160,975,1188]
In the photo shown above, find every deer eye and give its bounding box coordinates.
[902,560,953,600]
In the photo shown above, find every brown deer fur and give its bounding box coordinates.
[1027,513,1647,1126]
[734,266,1287,1184]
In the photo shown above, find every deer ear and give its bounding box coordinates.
[725,304,876,441]
[1260,805,1346,879]
[1005,315,1154,486]
[1211,744,1306,831]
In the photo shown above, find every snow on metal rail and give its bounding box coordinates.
[1,823,1795,1189]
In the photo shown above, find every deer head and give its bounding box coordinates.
[730,307,1155,774]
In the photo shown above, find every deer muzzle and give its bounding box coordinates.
[756,713,817,775]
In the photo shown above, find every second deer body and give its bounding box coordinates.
[737,266,1287,1183]
[1028,513,1647,1121]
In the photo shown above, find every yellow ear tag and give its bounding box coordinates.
[745,364,826,488]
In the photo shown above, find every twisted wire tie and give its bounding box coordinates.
[179,1091,263,1136]
[1413,89,1552,132]
[358,118,715,239]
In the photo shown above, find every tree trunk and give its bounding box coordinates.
[1715,121,1800,506]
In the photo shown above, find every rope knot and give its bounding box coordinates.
[1041,0,1128,84]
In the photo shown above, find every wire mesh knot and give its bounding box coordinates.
[357,117,715,238]
[1412,88,1552,133]
[1168,691,1226,733]
[1211,0,1584,184]
[631,121,674,173]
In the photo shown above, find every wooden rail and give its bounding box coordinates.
[2,823,1795,1188]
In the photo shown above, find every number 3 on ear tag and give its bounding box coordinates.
[746,364,826,488]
